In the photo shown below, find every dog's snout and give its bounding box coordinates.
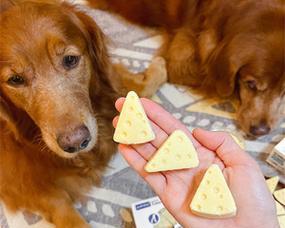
[249,122,271,136]
[57,125,91,153]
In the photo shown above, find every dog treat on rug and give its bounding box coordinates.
[113,91,155,144]
[266,176,280,193]
[274,188,285,206]
[144,130,199,172]
[278,215,285,227]
[276,200,285,216]
[190,164,237,218]
[154,208,178,227]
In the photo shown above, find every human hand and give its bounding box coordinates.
[113,98,278,228]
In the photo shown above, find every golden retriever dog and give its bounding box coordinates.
[89,0,285,137]
[0,0,166,227]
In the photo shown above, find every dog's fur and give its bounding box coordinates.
[0,0,166,227]
[90,0,285,136]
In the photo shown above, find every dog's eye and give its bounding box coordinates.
[7,75,25,86]
[62,55,80,70]
[245,80,257,90]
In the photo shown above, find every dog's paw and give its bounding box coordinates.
[146,56,168,85]
[151,56,166,66]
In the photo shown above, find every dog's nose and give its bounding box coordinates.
[249,122,271,136]
[57,125,91,153]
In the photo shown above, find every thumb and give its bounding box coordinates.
[193,128,255,167]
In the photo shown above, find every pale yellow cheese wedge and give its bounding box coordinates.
[278,215,285,228]
[274,188,285,206]
[145,130,199,172]
[190,164,237,218]
[113,91,155,144]
[266,176,279,193]
[276,200,285,216]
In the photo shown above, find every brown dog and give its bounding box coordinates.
[0,0,166,227]
[89,0,285,137]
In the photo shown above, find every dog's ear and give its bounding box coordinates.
[205,43,239,97]
[0,96,19,138]
[205,39,251,97]
[1,0,19,137]
[62,4,111,92]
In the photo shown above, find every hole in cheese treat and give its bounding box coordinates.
[178,136,184,142]
[136,113,143,118]
[141,130,147,136]
[126,120,132,126]
[190,164,237,219]
[113,91,155,144]
[197,205,202,210]
[214,187,220,193]
[144,130,199,172]
[175,154,182,160]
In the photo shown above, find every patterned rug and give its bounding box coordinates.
[1,7,284,228]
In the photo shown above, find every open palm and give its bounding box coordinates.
[113,98,278,228]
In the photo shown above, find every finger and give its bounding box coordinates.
[132,143,157,160]
[141,98,190,135]
[112,116,119,128]
[149,122,169,148]
[118,144,166,194]
[192,128,255,166]
[115,97,125,112]
[212,156,225,170]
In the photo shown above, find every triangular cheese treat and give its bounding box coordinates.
[266,176,279,193]
[145,130,199,172]
[276,200,285,216]
[190,164,237,218]
[113,91,155,144]
[274,188,285,206]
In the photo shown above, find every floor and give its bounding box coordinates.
[1,6,284,228]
